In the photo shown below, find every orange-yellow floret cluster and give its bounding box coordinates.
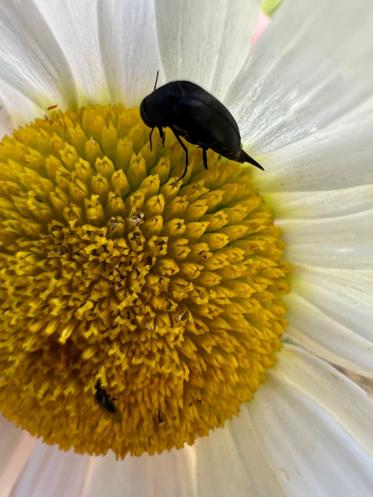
[0,105,290,458]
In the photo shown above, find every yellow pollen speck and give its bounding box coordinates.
[0,104,290,458]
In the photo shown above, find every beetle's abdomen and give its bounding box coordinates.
[237,149,264,170]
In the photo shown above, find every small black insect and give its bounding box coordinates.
[95,380,117,414]
[140,73,263,179]
[158,409,165,425]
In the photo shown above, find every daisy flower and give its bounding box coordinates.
[1,0,373,496]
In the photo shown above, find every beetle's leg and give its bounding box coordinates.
[149,128,155,151]
[171,130,189,178]
[202,147,208,170]
[158,127,165,147]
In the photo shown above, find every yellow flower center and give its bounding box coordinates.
[0,105,290,458]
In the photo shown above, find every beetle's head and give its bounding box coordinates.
[140,95,169,128]
[140,97,155,128]
[140,85,180,129]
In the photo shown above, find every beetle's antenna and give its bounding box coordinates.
[153,70,159,91]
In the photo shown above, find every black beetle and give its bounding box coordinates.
[140,76,263,178]
[95,380,117,414]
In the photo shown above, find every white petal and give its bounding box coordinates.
[97,0,162,106]
[193,413,285,497]
[149,447,198,497]
[34,0,109,105]
[274,345,373,454]
[85,451,193,497]
[253,105,373,192]
[0,93,13,139]
[0,82,44,139]
[79,453,153,497]
[10,444,91,497]
[248,345,373,497]
[289,265,373,344]
[155,0,261,99]
[0,1,77,109]
[278,210,373,269]
[82,449,198,497]
[265,184,373,220]
[79,416,284,497]
[286,291,373,377]
[0,416,36,497]
[225,0,373,157]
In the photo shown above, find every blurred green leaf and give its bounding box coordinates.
[262,0,282,16]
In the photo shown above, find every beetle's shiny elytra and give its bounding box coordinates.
[140,79,264,179]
